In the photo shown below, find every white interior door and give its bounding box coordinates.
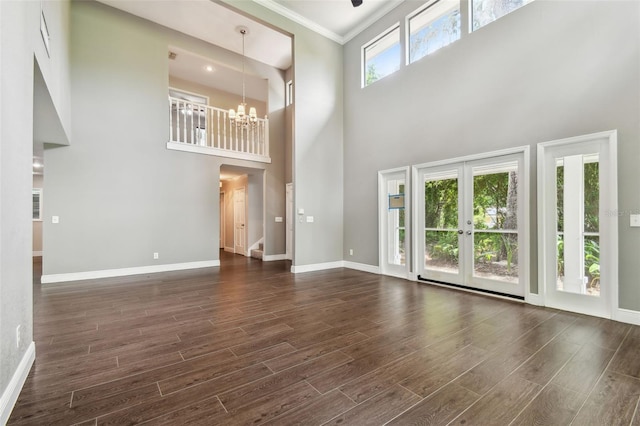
[286,183,293,261]
[538,131,618,318]
[234,187,246,255]
[379,168,410,278]
[220,192,225,249]
[415,151,526,298]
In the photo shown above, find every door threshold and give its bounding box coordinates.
[416,275,524,301]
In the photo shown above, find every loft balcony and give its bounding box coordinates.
[167,96,270,163]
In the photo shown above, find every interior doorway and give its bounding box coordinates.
[220,165,266,261]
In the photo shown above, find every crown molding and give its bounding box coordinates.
[342,0,404,43]
[253,0,344,44]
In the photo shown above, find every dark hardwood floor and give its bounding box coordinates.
[8,252,640,425]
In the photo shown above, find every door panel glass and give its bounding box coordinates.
[555,154,600,296]
[472,162,518,283]
[473,232,518,282]
[387,179,406,266]
[424,175,459,273]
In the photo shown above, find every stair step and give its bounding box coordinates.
[250,249,263,260]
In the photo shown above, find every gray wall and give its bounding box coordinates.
[343,1,640,308]
[0,0,71,414]
[43,1,288,278]
[222,0,344,267]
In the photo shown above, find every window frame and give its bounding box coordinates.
[469,0,534,33]
[361,23,401,88]
[405,0,462,65]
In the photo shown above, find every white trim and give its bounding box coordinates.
[291,261,344,274]
[343,0,406,43]
[248,238,264,252]
[40,260,220,284]
[252,0,343,44]
[252,0,404,45]
[224,246,235,253]
[32,251,43,257]
[344,261,380,275]
[263,254,287,261]
[167,142,271,164]
[615,309,640,326]
[378,167,411,280]
[413,145,530,170]
[526,292,544,306]
[0,342,35,425]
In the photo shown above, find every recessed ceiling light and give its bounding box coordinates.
[205,65,215,72]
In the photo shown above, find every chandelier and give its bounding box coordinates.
[229,27,257,128]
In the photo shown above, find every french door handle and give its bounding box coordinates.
[458,230,464,235]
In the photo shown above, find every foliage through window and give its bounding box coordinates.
[363,25,400,87]
[408,0,461,64]
[471,0,534,32]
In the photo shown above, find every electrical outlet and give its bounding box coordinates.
[349,249,353,256]
[16,325,21,348]
[153,252,159,260]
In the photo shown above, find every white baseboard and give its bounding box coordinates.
[263,254,287,261]
[40,260,220,284]
[526,292,544,306]
[343,261,379,274]
[224,247,235,253]
[32,251,43,257]
[0,342,35,425]
[291,261,345,274]
[615,308,640,326]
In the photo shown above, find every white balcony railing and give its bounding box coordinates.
[168,96,270,163]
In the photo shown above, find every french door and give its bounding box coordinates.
[415,151,527,298]
[379,168,410,278]
[538,131,618,318]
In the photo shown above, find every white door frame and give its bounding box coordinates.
[286,183,293,261]
[537,130,618,318]
[412,146,530,300]
[378,167,411,279]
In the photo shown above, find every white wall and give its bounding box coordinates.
[343,1,640,308]
[0,0,71,421]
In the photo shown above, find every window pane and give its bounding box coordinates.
[363,26,400,86]
[473,165,518,231]
[424,177,458,229]
[473,232,518,282]
[409,0,460,64]
[471,0,533,32]
[584,160,599,233]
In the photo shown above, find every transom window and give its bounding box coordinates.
[471,0,534,32]
[408,0,461,64]
[362,25,400,87]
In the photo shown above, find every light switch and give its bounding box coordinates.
[52,216,59,224]
[306,216,314,223]
[275,216,283,223]
[631,214,640,227]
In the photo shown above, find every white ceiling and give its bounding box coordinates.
[97,0,293,69]
[168,47,268,101]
